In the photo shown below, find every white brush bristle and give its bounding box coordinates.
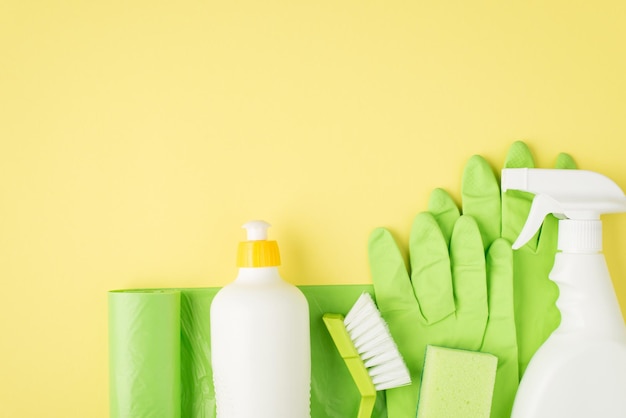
[343,293,411,391]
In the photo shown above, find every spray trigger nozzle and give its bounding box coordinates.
[512,194,564,249]
[242,220,271,241]
[502,168,626,253]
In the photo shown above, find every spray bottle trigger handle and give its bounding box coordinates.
[512,194,564,250]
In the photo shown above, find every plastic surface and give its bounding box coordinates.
[109,290,182,418]
[322,293,410,418]
[108,285,387,418]
[504,169,626,418]
[342,293,410,391]
[323,314,376,418]
[416,346,497,418]
[510,254,626,418]
[211,266,311,418]
[502,168,626,250]
[212,221,310,418]
[237,221,281,267]
[242,220,271,240]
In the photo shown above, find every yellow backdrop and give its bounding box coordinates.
[2,1,626,416]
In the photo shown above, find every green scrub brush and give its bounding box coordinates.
[323,292,411,418]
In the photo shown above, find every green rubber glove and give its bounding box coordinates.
[369,209,516,418]
[368,141,576,417]
[459,142,576,375]
[430,186,518,418]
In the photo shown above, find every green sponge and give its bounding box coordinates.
[416,345,498,418]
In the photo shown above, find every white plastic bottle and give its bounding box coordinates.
[502,168,626,418]
[210,220,311,418]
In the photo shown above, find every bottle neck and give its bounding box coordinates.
[235,266,282,283]
[558,219,602,253]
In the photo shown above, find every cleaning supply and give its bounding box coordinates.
[210,220,311,418]
[416,345,498,418]
[490,142,576,377]
[368,140,578,418]
[447,141,577,377]
[431,141,577,377]
[110,285,387,418]
[109,290,182,418]
[368,212,517,418]
[502,168,626,418]
[323,292,411,418]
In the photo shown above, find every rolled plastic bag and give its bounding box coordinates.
[109,285,387,418]
[179,289,214,417]
[108,290,181,418]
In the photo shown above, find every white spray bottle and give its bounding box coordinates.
[210,220,311,418]
[502,168,626,418]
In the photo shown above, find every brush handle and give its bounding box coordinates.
[323,314,377,418]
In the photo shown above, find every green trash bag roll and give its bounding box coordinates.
[108,290,182,418]
[108,285,387,418]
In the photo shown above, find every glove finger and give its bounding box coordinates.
[502,141,537,247]
[427,188,459,246]
[512,246,561,375]
[555,152,576,169]
[368,227,418,315]
[482,239,516,352]
[482,238,518,418]
[503,140,535,168]
[462,155,500,250]
[449,215,488,347]
[409,212,455,324]
[369,228,425,417]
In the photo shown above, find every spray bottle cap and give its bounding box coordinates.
[501,168,626,252]
[236,220,281,267]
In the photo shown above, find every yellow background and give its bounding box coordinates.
[2,1,626,416]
